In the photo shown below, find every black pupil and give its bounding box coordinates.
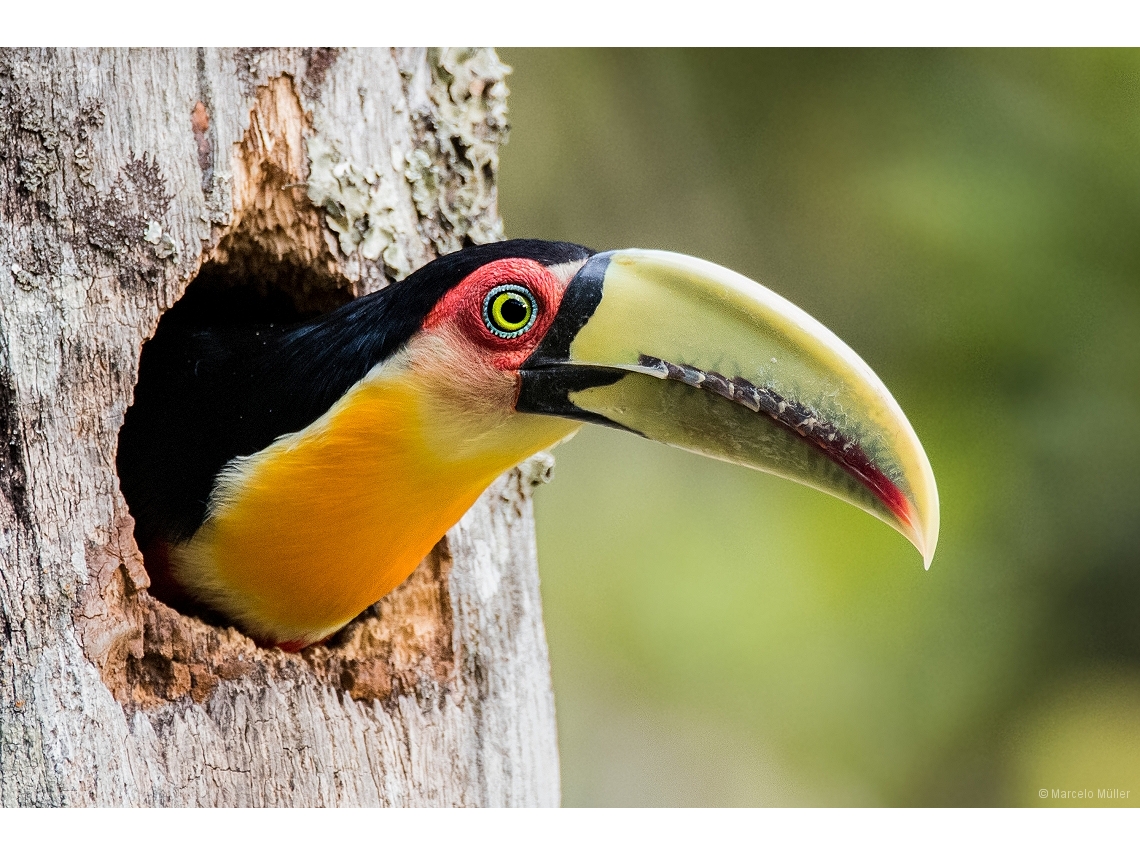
[501,296,528,325]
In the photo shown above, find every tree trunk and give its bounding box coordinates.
[0,47,561,807]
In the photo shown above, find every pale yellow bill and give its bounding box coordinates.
[562,249,939,567]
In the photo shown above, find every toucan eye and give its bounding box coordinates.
[483,284,538,338]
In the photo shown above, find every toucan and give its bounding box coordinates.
[117,240,939,651]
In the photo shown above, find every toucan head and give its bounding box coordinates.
[386,239,938,567]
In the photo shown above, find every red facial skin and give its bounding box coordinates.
[422,258,569,372]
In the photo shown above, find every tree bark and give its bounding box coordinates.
[0,47,561,806]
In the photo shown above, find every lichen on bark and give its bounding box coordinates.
[404,48,511,254]
[306,135,412,280]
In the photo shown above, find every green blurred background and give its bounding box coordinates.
[495,49,1140,807]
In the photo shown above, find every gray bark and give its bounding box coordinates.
[0,47,561,806]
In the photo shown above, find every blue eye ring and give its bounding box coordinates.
[483,284,538,338]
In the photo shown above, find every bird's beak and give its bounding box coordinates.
[517,249,939,567]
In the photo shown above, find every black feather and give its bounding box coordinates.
[117,239,594,546]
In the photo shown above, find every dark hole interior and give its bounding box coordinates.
[165,257,354,328]
[117,252,356,631]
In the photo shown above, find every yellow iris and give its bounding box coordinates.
[485,285,536,337]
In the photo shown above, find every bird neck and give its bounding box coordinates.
[169,356,574,647]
